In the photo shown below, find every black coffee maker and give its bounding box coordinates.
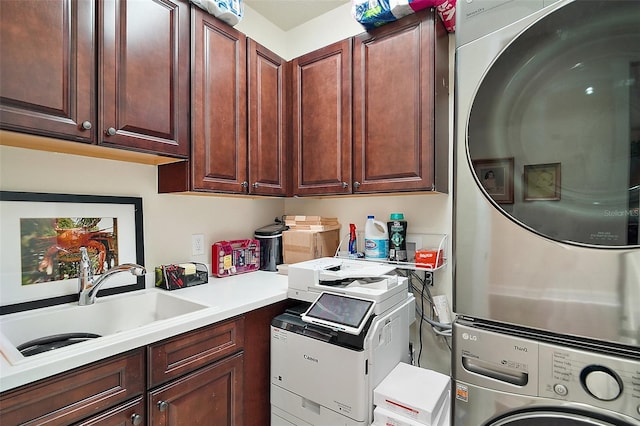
[254,219,287,271]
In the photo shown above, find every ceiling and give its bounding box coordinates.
[243,0,350,31]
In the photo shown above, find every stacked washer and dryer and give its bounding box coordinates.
[454,1,640,425]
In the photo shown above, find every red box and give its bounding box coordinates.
[415,249,444,269]
[212,239,260,277]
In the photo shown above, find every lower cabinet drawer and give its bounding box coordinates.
[0,349,145,426]
[148,316,245,388]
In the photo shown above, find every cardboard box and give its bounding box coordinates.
[373,363,450,426]
[283,228,340,264]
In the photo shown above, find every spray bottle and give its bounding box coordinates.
[348,223,358,255]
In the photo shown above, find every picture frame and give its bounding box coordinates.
[472,157,514,204]
[523,163,561,201]
[0,192,145,315]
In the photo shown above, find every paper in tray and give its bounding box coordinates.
[155,263,209,290]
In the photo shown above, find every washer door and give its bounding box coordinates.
[468,0,640,247]
[489,409,635,426]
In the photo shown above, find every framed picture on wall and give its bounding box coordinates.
[0,191,145,314]
[523,163,561,201]
[472,157,514,204]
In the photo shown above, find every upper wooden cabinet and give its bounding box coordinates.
[158,9,289,196]
[247,39,289,196]
[0,0,190,158]
[98,0,190,157]
[292,39,353,196]
[353,9,448,193]
[292,9,449,196]
[0,0,96,143]
[190,7,248,193]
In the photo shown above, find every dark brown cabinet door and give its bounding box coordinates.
[353,9,448,193]
[247,39,289,196]
[0,0,96,143]
[99,0,189,157]
[191,8,247,193]
[353,10,448,192]
[292,39,352,196]
[148,352,244,426]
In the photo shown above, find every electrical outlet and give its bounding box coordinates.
[192,234,205,256]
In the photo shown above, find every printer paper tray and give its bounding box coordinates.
[271,384,368,426]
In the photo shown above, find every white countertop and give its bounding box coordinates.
[0,271,289,393]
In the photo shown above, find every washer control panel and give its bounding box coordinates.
[453,321,640,421]
[538,342,639,419]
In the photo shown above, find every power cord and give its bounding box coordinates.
[404,270,452,366]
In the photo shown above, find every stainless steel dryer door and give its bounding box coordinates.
[454,0,640,345]
[489,411,635,426]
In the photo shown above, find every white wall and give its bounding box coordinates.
[237,3,364,60]
[0,144,284,279]
[0,4,455,374]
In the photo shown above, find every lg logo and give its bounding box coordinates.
[462,332,478,341]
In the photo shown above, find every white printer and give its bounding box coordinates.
[271,258,415,426]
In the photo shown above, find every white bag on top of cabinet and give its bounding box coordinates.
[191,0,244,26]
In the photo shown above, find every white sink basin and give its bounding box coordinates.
[0,291,209,365]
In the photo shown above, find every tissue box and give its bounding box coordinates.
[415,249,444,269]
[155,263,208,290]
[283,228,340,264]
[373,363,450,426]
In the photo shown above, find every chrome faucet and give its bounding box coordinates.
[78,247,146,306]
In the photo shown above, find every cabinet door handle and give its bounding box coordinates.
[106,127,117,136]
[341,181,349,189]
[241,181,249,188]
[157,401,169,412]
[252,182,259,188]
[81,121,92,130]
[353,181,361,189]
[131,413,143,425]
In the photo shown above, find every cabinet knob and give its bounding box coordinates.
[252,182,259,188]
[81,121,92,130]
[241,181,248,188]
[353,181,361,189]
[341,181,349,189]
[157,401,169,412]
[106,127,117,136]
[131,413,143,425]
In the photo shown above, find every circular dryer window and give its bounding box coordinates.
[467,1,640,248]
